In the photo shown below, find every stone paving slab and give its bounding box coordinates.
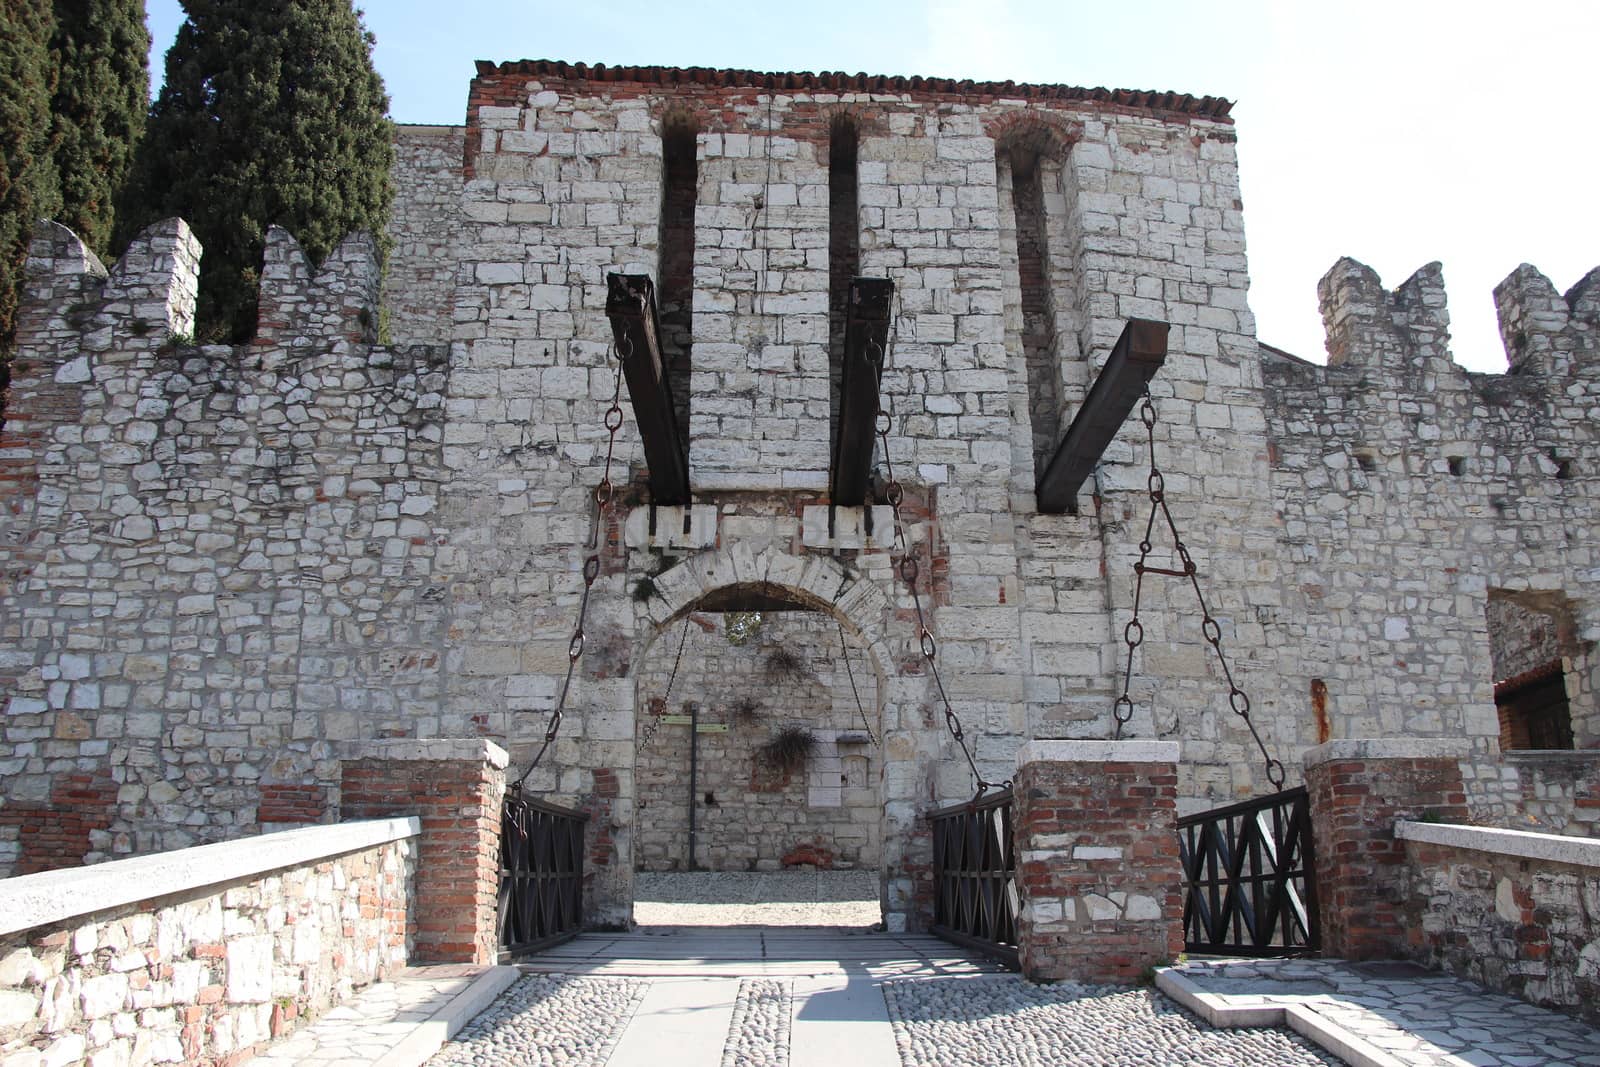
[1159,958,1600,1067]
[252,963,518,1067]
[516,928,1005,978]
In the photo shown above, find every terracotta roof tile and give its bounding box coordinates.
[473,59,1233,121]
[1494,657,1565,696]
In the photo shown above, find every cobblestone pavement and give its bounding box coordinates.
[720,979,792,1067]
[1164,958,1600,1066]
[427,974,648,1067]
[883,974,1339,1067]
[425,967,1342,1067]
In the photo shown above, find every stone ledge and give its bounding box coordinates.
[1016,740,1180,768]
[1395,820,1600,870]
[1501,748,1600,764]
[0,817,420,937]
[340,738,510,769]
[1155,967,1407,1067]
[1301,738,1471,769]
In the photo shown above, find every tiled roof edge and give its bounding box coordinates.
[472,59,1234,120]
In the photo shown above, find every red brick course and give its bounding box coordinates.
[258,783,331,825]
[0,772,115,874]
[1305,753,1468,959]
[340,756,504,964]
[1013,756,1182,983]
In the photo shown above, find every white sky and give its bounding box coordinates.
[144,0,1598,372]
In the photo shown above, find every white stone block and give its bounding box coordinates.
[1071,846,1124,861]
[1082,893,1120,921]
[1124,895,1163,921]
[226,936,272,1003]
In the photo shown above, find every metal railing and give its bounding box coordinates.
[498,792,589,958]
[1177,785,1319,956]
[929,788,1020,969]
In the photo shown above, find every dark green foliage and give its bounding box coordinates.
[0,0,59,358]
[46,0,151,256]
[119,0,394,342]
[764,645,807,679]
[758,725,816,775]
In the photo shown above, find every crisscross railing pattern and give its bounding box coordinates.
[1177,786,1319,956]
[498,795,588,957]
[929,788,1019,968]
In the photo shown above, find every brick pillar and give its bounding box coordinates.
[1303,739,1470,960]
[339,739,507,964]
[1013,740,1182,983]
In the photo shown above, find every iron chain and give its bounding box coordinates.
[830,575,879,747]
[637,613,691,752]
[515,344,629,790]
[1113,389,1286,790]
[872,339,1008,795]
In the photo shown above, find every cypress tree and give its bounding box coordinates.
[47,0,151,257]
[119,0,394,341]
[0,0,59,358]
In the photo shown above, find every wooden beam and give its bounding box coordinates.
[1036,319,1169,514]
[605,272,690,505]
[830,277,895,506]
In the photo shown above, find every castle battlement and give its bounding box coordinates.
[1317,255,1600,380]
[1495,263,1600,376]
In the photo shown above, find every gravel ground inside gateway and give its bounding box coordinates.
[882,976,1343,1067]
[427,974,648,1067]
[633,869,882,927]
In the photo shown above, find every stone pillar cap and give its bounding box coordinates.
[339,737,510,769]
[1017,739,1180,769]
[1301,738,1470,770]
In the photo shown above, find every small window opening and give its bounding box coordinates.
[1355,452,1377,473]
[659,113,699,444]
[1495,662,1574,750]
[1486,591,1577,750]
[828,114,861,461]
[1447,456,1466,476]
[1007,147,1060,473]
[1549,451,1574,480]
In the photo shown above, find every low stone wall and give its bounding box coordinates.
[1395,821,1600,1027]
[0,818,417,1066]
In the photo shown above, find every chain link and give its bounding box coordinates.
[514,345,629,790]
[872,338,1008,795]
[637,613,691,752]
[831,576,879,747]
[1112,389,1286,790]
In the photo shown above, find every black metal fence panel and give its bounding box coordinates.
[499,792,589,958]
[1177,785,1320,957]
[929,788,1020,969]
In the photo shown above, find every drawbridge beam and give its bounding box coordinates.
[605,273,690,506]
[830,277,896,507]
[1036,318,1169,514]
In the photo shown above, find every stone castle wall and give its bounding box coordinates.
[1261,259,1600,813]
[382,125,465,345]
[1,62,1596,930]
[0,219,451,872]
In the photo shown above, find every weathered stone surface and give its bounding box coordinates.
[0,830,412,1064]
[1,62,1596,942]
